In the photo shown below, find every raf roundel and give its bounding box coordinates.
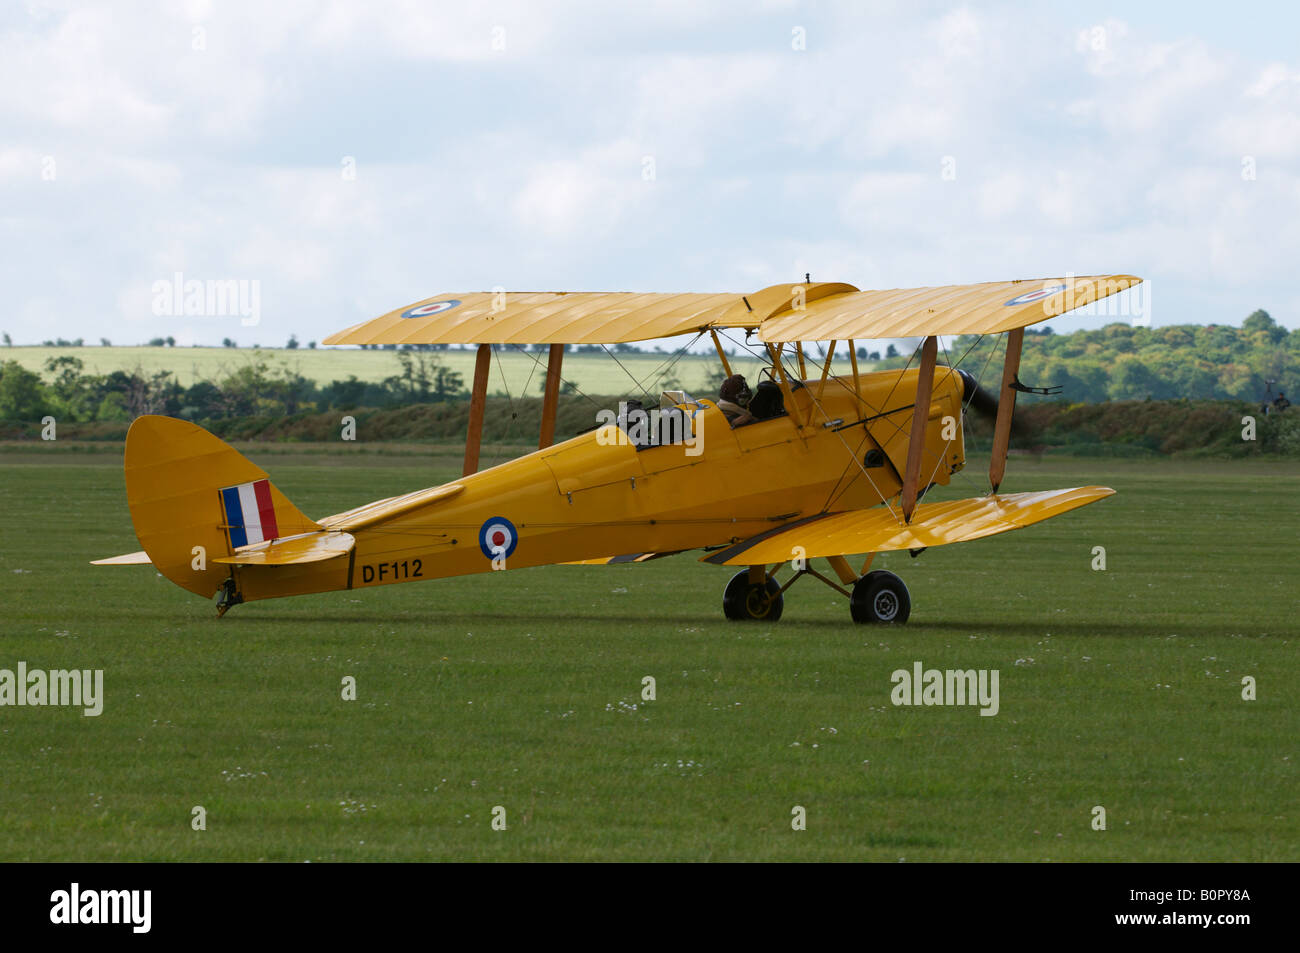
[401,299,462,319]
[1004,285,1067,307]
[479,517,518,560]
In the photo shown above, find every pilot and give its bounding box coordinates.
[1275,391,1291,412]
[717,374,754,427]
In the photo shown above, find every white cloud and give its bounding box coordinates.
[3,0,1300,348]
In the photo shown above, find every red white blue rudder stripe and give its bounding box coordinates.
[220,479,280,548]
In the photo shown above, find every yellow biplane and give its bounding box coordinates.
[94,275,1141,623]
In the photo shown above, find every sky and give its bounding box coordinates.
[3,0,1299,350]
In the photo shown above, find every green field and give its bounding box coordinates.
[4,345,769,397]
[0,447,1295,861]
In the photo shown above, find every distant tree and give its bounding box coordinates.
[1243,309,1286,345]
[1038,360,1107,402]
[321,375,367,409]
[177,380,224,420]
[696,361,729,394]
[286,334,299,349]
[308,341,317,349]
[385,351,463,403]
[148,337,165,347]
[1102,323,1137,354]
[2,333,10,347]
[0,360,50,419]
[1207,324,1243,355]
[885,344,898,358]
[43,355,94,420]
[165,336,176,347]
[100,337,111,346]
[222,337,237,348]
[1109,358,1171,400]
[1242,309,1274,334]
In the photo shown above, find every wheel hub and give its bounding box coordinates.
[746,588,772,616]
[874,590,897,620]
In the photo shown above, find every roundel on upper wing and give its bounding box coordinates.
[478,516,518,560]
[401,299,461,319]
[1004,285,1067,307]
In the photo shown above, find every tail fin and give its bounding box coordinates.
[123,415,318,597]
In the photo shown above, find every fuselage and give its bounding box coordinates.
[234,366,968,602]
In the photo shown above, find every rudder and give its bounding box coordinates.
[124,415,318,598]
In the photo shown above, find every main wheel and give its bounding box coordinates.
[850,570,910,624]
[722,570,784,622]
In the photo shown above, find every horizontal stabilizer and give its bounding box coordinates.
[213,531,355,566]
[91,550,152,566]
[704,486,1115,565]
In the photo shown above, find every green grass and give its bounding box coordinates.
[0,450,1294,861]
[5,345,774,397]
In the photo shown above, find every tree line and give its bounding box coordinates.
[874,310,1293,404]
[0,310,1294,423]
[0,351,463,423]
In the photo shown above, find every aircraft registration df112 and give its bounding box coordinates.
[95,275,1141,623]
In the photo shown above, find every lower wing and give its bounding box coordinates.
[702,486,1114,565]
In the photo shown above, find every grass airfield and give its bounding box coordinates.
[0,446,1295,861]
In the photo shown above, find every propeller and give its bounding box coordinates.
[956,368,1000,419]
[955,368,1026,437]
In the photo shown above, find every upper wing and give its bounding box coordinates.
[757,276,1141,342]
[323,291,746,347]
[322,276,1139,346]
[702,487,1114,565]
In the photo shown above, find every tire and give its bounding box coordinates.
[722,570,784,622]
[850,570,910,624]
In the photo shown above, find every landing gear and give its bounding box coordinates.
[850,570,911,624]
[717,561,911,623]
[215,577,243,618]
[722,570,784,622]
